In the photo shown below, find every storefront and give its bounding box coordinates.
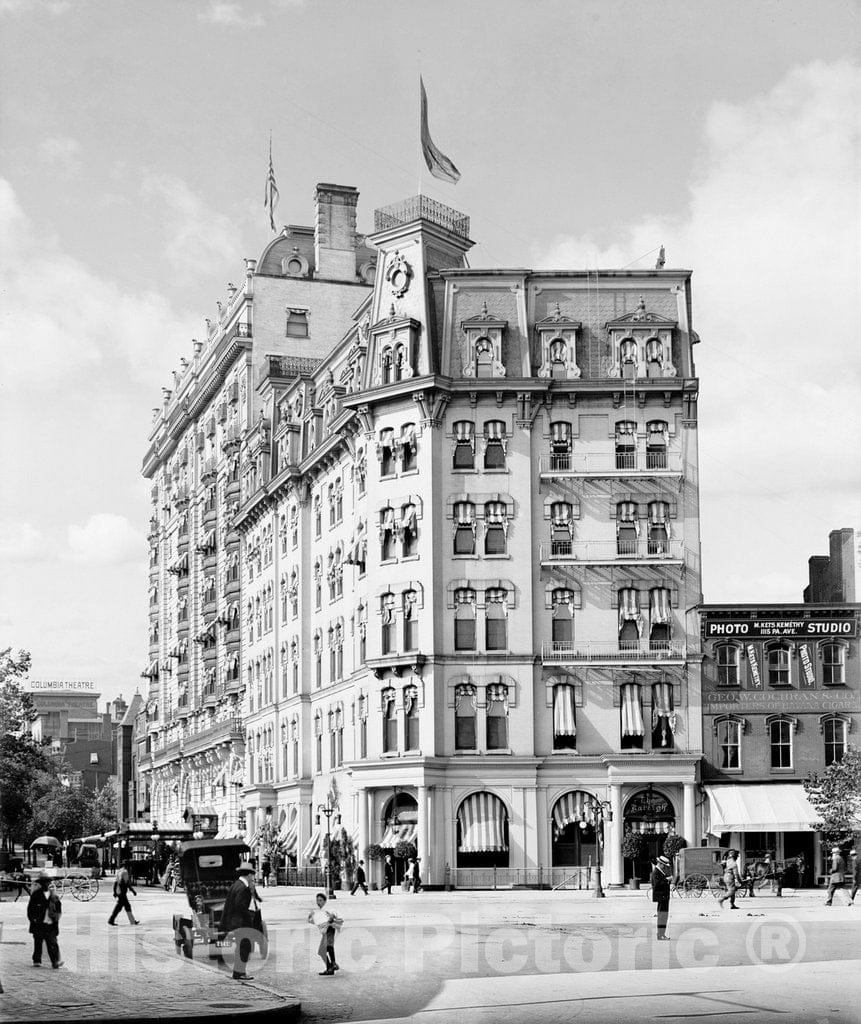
[622,788,676,882]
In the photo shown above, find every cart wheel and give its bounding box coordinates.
[180,924,193,959]
[73,877,99,902]
[685,874,708,899]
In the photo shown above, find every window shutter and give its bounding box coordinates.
[574,680,584,707]
[612,687,622,707]
[671,588,679,608]
[672,683,682,707]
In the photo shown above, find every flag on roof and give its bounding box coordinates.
[420,77,460,185]
[264,134,279,232]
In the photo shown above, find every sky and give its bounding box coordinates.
[0,0,859,705]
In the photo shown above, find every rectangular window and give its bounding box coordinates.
[767,646,791,687]
[383,701,397,753]
[484,421,507,469]
[453,422,475,469]
[824,719,846,766]
[486,617,507,650]
[316,734,322,773]
[455,618,476,650]
[717,645,740,687]
[286,310,309,337]
[359,718,368,759]
[823,644,845,685]
[455,689,476,750]
[770,720,793,769]
[718,720,741,769]
[486,698,508,750]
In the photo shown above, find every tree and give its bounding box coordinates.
[0,647,36,735]
[0,732,56,850]
[804,745,861,843]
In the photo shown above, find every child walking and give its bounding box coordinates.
[308,892,342,976]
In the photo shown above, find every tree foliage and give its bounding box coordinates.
[0,733,56,850]
[0,647,36,735]
[803,745,861,842]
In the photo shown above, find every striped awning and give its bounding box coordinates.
[553,791,595,830]
[214,826,246,840]
[621,683,645,737]
[302,829,323,861]
[401,424,416,444]
[551,502,573,526]
[485,421,506,440]
[454,421,474,443]
[380,823,416,848]
[401,505,417,531]
[618,588,640,624]
[648,501,669,525]
[617,501,638,523]
[550,421,571,443]
[457,793,508,853]
[278,811,299,855]
[553,684,576,738]
[650,588,671,625]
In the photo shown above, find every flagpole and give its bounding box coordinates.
[416,61,423,198]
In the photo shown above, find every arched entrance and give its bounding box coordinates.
[456,792,509,868]
[623,788,676,882]
[380,793,418,885]
[551,791,598,867]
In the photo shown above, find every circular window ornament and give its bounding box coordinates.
[386,252,413,298]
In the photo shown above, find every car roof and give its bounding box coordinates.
[179,839,250,853]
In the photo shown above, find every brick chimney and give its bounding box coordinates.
[314,183,359,281]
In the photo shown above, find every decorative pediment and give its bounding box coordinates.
[461,302,507,379]
[535,303,582,331]
[460,300,508,332]
[605,296,677,329]
[535,302,581,379]
[604,296,677,379]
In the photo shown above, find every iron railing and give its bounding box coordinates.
[538,540,684,562]
[444,866,594,890]
[374,195,470,239]
[538,452,682,475]
[542,640,686,663]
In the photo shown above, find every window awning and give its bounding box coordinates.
[704,784,819,833]
[457,793,508,853]
[621,683,645,737]
[553,791,594,830]
[553,684,576,738]
[278,810,299,855]
[302,829,323,861]
[650,588,671,625]
[214,826,246,840]
[380,823,416,848]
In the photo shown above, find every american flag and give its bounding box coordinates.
[264,135,279,232]
[420,77,460,185]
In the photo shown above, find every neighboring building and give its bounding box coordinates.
[25,680,124,791]
[699,602,861,881]
[804,527,857,604]
[234,190,704,886]
[115,692,144,823]
[140,184,376,837]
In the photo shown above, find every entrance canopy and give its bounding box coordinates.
[380,823,417,848]
[704,784,818,833]
[457,792,508,852]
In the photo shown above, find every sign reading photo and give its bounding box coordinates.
[704,617,856,639]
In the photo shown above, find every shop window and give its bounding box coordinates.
[822,643,846,685]
[767,644,791,687]
[716,644,741,687]
[485,588,508,651]
[454,588,476,651]
[453,421,475,469]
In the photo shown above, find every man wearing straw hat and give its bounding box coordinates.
[221,861,261,981]
[650,855,673,940]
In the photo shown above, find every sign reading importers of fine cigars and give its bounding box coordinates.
[705,690,861,712]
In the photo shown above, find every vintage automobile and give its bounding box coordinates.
[171,839,267,962]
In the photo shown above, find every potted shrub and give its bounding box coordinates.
[620,832,645,888]
[366,843,383,890]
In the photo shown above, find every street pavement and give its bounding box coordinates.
[1,881,859,1024]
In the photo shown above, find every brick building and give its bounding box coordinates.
[699,600,861,880]
[233,189,705,887]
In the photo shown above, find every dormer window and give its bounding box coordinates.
[535,305,581,379]
[645,337,664,377]
[548,339,567,378]
[475,338,493,378]
[462,304,507,378]
[620,338,637,379]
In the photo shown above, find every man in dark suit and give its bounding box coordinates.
[650,854,672,940]
[351,859,368,895]
[382,855,395,895]
[221,862,260,980]
[27,872,64,968]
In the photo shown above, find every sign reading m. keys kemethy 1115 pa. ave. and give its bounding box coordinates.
[704,617,857,639]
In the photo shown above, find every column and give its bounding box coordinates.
[298,800,313,867]
[357,787,369,863]
[443,786,454,885]
[607,784,623,885]
[426,788,435,885]
[683,783,697,845]
[417,784,429,886]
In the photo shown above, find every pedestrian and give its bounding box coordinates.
[650,854,672,940]
[382,855,395,895]
[27,872,64,969]
[261,852,271,888]
[849,850,859,905]
[761,853,783,897]
[108,860,140,926]
[308,892,342,976]
[403,858,415,893]
[351,860,368,895]
[221,861,262,981]
[825,846,848,906]
[412,857,422,893]
[795,852,807,889]
[718,849,742,909]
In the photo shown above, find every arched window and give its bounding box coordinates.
[822,643,846,685]
[485,588,508,651]
[393,344,405,382]
[484,501,507,555]
[715,716,743,769]
[454,502,476,555]
[404,685,419,750]
[381,347,393,385]
[454,588,476,650]
[453,421,475,469]
[475,337,493,378]
[456,792,508,868]
[454,684,476,750]
[403,590,418,652]
[381,593,396,654]
[645,337,663,377]
[382,688,397,753]
[314,711,323,772]
[620,337,637,379]
[716,644,741,687]
[486,683,508,750]
[767,643,791,687]
[549,338,567,378]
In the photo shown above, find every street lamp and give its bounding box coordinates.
[582,797,613,898]
[317,798,340,899]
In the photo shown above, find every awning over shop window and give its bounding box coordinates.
[380,823,416,848]
[302,830,323,862]
[457,792,508,853]
[552,791,595,830]
[214,826,246,840]
[704,784,819,833]
[278,810,299,856]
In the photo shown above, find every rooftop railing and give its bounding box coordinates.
[374,195,470,239]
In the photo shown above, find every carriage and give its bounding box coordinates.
[171,839,267,961]
[651,846,795,899]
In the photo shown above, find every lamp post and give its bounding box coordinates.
[317,798,339,899]
[582,797,613,898]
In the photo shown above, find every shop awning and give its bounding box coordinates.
[214,826,246,840]
[379,823,416,848]
[553,791,595,830]
[278,810,299,856]
[302,830,323,862]
[704,784,819,833]
[457,793,508,853]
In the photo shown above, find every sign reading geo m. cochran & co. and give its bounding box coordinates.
[704,617,857,639]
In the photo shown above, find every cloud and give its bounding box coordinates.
[199,2,264,26]
[0,177,197,390]
[537,61,861,601]
[0,521,49,562]
[38,135,82,177]
[0,0,71,14]
[140,172,240,280]
[65,514,145,566]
